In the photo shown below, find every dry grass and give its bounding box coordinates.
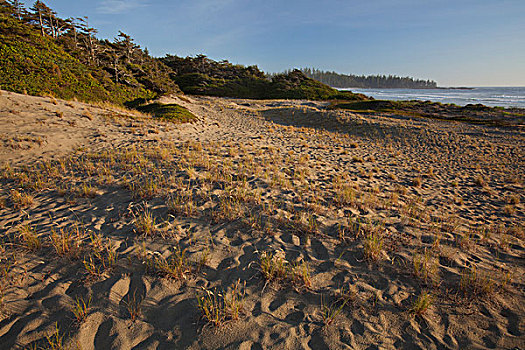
[50,225,85,260]
[459,265,499,298]
[412,248,439,286]
[134,209,157,236]
[260,251,288,283]
[506,194,520,205]
[363,229,384,261]
[154,248,191,280]
[456,230,476,252]
[81,110,93,121]
[44,323,66,350]
[94,101,150,119]
[320,295,347,326]
[260,252,311,289]
[168,194,197,217]
[72,296,91,323]
[502,205,516,216]
[123,291,142,321]
[18,224,41,252]
[334,184,356,206]
[10,189,34,209]
[197,280,246,327]
[474,174,486,187]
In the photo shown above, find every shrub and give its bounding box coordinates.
[136,103,196,123]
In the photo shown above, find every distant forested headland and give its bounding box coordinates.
[298,68,438,89]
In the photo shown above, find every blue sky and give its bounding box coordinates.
[23,0,525,86]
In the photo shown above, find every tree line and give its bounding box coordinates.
[298,68,438,89]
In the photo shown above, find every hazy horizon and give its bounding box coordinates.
[23,0,525,87]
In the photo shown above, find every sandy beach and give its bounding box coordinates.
[0,89,523,349]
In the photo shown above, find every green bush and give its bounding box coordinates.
[136,103,196,123]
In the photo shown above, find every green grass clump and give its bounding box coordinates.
[72,296,91,323]
[136,103,196,123]
[409,291,432,316]
[363,230,384,261]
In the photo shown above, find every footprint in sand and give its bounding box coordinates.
[500,308,522,336]
[108,275,131,305]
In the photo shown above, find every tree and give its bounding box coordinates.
[30,0,47,36]
[115,31,139,64]
[99,41,123,83]
[28,0,62,38]
[299,67,437,89]
[76,16,99,65]
[6,0,25,21]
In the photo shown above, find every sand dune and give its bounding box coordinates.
[0,90,523,349]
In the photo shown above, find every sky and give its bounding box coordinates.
[22,0,525,86]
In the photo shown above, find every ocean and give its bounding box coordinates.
[339,87,525,108]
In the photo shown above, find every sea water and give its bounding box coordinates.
[340,87,525,108]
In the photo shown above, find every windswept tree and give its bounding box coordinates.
[115,31,139,64]
[44,5,59,38]
[99,40,124,83]
[76,16,99,65]
[6,0,26,21]
[53,16,72,38]
[29,0,47,36]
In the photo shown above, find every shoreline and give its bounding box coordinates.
[337,86,525,109]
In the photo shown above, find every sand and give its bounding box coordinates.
[0,89,523,349]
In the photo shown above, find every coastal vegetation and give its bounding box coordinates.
[0,1,177,104]
[162,55,367,100]
[0,1,367,105]
[135,103,197,123]
[330,99,525,127]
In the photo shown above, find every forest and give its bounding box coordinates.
[299,68,438,89]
